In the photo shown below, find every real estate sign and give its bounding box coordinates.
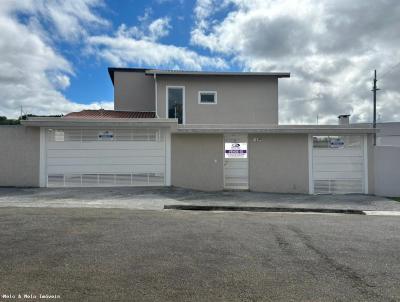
[98,130,114,141]
[225,142,247,158]
[329,138,345,148]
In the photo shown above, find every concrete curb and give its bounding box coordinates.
[363,211,400,216]
[163,205,366,215]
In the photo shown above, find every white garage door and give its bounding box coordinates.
[312,135,367,194]
[45,128,167,187]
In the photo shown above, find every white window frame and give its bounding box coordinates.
[39,127,47,187]
[308,134,314,194]
[198,91,217,104]
[166,86,185,124]
[363,134,369,194]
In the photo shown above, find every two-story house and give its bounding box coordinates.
[20,67,376,194]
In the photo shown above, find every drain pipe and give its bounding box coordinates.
[154,73,159,118]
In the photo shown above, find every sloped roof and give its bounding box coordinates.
[64,110,156,119]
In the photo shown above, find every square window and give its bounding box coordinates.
[199,91,217,104]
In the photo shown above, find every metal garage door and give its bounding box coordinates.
[312,135,366,194]
[46,128,167,187]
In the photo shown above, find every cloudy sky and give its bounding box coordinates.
[0,0,399,124]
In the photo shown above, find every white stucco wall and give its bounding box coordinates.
[157,75,279,125]
[374,146,400,197]
[114,71,155,112]
[0,126,40,187]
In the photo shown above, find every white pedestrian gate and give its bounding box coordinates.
[224,134,249,189]
[312,135,367,194]
[45,128,167,187]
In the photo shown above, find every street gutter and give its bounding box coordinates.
[164,205,366,215]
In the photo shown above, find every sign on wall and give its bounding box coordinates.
[329,138,344,148]
[54,130,65,142]
[98,130,114,141]
[225,142,247,158]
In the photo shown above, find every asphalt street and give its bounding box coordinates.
[0,207,399,301]
[1,187,399,211]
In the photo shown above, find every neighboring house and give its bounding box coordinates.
[0,68,377,194]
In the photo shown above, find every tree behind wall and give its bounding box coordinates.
[0,116,20,125]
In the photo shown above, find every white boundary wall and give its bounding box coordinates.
[0,126,40,187]
[374,146,400,197]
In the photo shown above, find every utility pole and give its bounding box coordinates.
[372,70,379,145]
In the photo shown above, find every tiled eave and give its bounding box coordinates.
[21,117,178,129]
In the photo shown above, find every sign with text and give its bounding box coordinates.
[329,138,344,148]
[98,130,114,141]
[225,142,247,158]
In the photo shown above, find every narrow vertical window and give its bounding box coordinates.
[167,87,184,124]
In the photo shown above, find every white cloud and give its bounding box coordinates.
[0,0,109,41]
[191,0,400,124]
[148,17,171,41]
[0,0,112,118]
[114,16,171,42]
[87,20,227,70]
[156,0,184,4]
[85,8,227,70]
[51,74,71,90]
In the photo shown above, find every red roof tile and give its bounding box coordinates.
[64,110,156,119]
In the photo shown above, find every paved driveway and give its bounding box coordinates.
[0,187,399,211]
[0,207,399,301]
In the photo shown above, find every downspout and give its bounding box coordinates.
[154,73,159,118]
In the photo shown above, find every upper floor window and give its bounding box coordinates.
[167,86,184,124]
[198,91,217,104]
